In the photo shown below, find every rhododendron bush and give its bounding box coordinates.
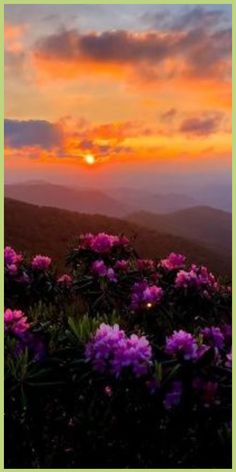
[4,234,232,468]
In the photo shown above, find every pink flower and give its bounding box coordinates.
[32,255,52,270]
[57,274,72,287]
[115,260,129,271]
[4,308,30,336]
[160,252,186,271]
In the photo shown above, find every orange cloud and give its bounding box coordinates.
[5,22,28,53]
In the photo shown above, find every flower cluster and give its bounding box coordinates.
[175,264,218,293]
[79,232,129,253]
[4,308,29,336]
[85,323,152,378]
[91,260,117,282]
[201,326,224,349]
[131,281,163,310]
[32,255,52,270]
[160,252,186,271]
[165,330,198,360]
[4,246,23,276]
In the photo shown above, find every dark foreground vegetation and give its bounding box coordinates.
[5,232,232,468]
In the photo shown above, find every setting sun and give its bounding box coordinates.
[84,154,95,165]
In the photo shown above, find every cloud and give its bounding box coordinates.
[142,6,231,32]
[179,113,223,137]
[33,24,231,82]
[160,108,177,122]
[5,119,63,149]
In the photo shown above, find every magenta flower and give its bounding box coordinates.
[131,281,163,310]
[91,260,107,277]
[201,326,224,350]
[175,264,218,293]
[4,246,23,266]
[80,232,129,253]
[57,273,72,287]
[4,246,23,276]
[32,255,52,270]
[163,381,183,410]
[165,330,198,360]
[115,259,129,271]
[160,252,186,271]
[91,233,114,253]
[4,308,30,336]
[142,285,163,304]
[85,323,152,378]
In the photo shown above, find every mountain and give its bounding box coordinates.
[127,206,232,255]
[5,182,130,218]
[110,187,197,213]
[5,198,231,276]
[5,182,198,216]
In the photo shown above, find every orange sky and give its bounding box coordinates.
[4,5,232,183]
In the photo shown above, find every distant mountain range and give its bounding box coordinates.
[127,206,231,256]
[4,181,203,216]
[5,198,231,276]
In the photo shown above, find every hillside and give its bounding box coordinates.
[128,206,231,256]
[5,198,231,276]
[5,182,129,218]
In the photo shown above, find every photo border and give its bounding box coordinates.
[1,0,234,471]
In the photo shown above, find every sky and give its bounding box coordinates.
[4,4,232,190]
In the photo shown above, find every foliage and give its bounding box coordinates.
[4,234,232,468]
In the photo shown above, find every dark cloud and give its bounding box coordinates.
[34,24,231,79]
[160,108,177,122]
[179,113,223,137]
[5,119,63,149]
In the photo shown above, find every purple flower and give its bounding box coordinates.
[107,268,117,283]
[32,255,52,270]
[201,326,224,349]
[165,330,198,360]
[160,253,186,271]
[163,381,183,410]
[4,246,23,276]
[131,281,163,311]
[4,308,30,336]
[91,260,107,277]
[57,273,72,287]
[85,323,152,378]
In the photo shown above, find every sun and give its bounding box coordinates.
[84,154,96,165]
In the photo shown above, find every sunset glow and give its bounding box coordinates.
[4,4,231,187]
